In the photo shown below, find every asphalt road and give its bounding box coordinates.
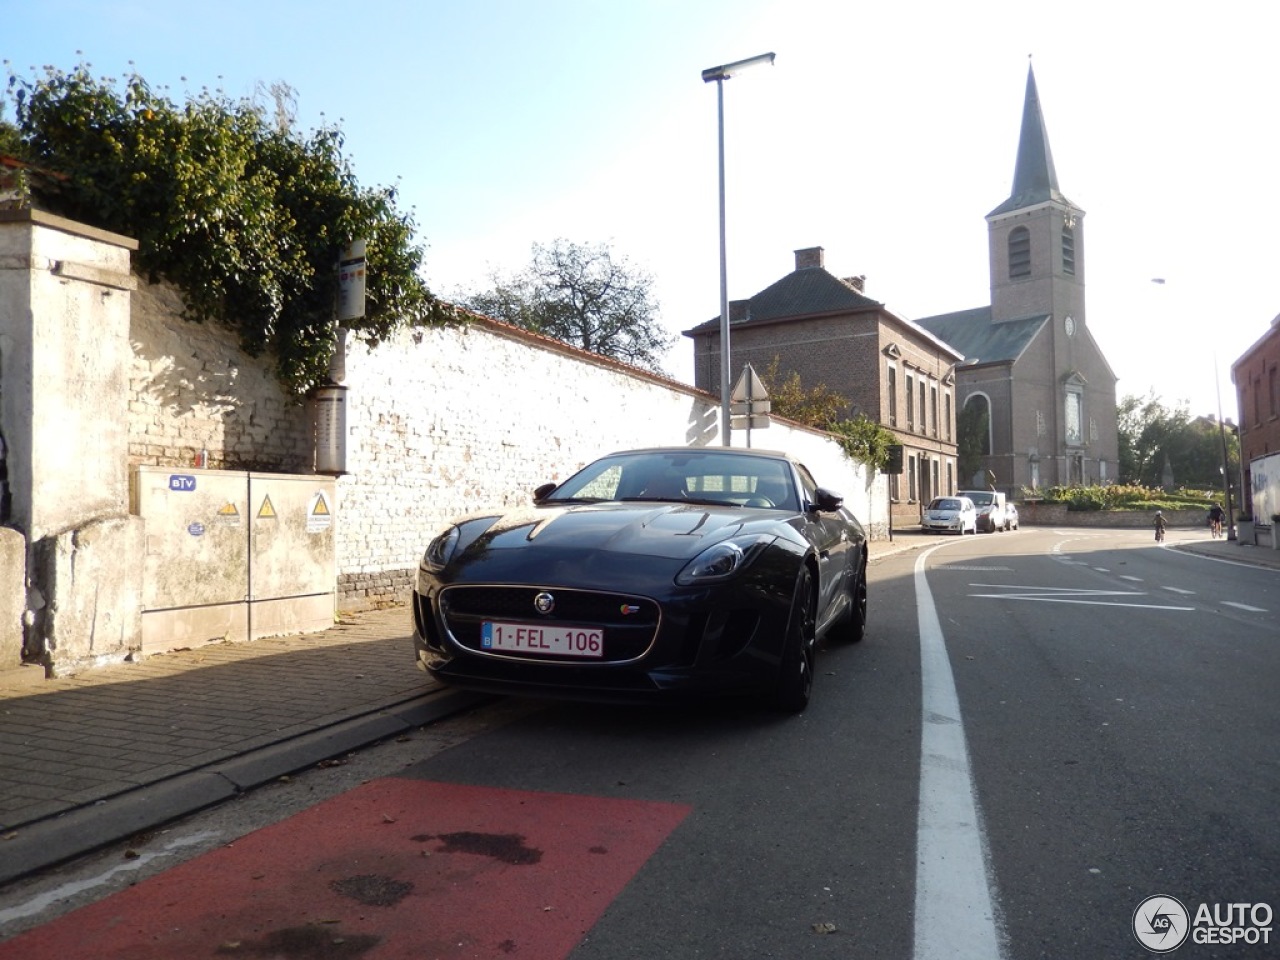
[1,527,1275,959]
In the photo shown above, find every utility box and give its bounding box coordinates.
[132,467,336,654]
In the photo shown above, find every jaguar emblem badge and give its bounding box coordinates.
[533,592,555,615]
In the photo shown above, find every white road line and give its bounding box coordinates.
[973,595,1195,611]
[1119,575,1144,582]
[914,547,1004,960]
[966,584,1194,611]
[1162,586,1196,595]
[1093,567,1110,573]
[1222,601,1268,612]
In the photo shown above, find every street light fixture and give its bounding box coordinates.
[703,51,775,446]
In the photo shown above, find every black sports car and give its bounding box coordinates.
[411,447,868,712]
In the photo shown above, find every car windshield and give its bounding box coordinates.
[965,492,994,506]
[930,498,963,511]
[544,450,800,511]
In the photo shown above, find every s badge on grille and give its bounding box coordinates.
[534,592,555,615]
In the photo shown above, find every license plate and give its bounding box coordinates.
[481,621,604,658]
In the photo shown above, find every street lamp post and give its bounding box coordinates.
[702,51,775,446]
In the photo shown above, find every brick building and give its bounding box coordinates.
[683,246,963,527]
[916,64,1120,494]
[1233,315,1280,521]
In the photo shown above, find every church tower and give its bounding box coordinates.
[986,63,1086,333]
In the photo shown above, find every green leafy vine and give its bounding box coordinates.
[2,62,453,395]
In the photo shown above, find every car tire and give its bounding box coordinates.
[834,559,867,644]
[774,567,816,713]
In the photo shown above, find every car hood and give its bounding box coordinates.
[449,502,774,566]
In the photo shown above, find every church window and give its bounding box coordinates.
[1062,224,1076,275]
[962,394,992,456]
[1008,227,1031,279]
[1065,389,1083,445]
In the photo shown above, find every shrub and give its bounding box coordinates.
[1033,484,1220,512]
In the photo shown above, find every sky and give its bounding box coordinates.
[6,0,1278,421]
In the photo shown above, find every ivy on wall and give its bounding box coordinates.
[2,63,454,395]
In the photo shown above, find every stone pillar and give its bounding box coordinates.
[0,209,143,671]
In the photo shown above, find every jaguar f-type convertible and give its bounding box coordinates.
[411,447,868,711]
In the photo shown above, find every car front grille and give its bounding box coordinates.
[440,585,660,663]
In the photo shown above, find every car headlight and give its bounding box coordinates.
[422,526,461,572]
[676,535,774,585]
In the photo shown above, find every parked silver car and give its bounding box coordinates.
[921,496,977,535]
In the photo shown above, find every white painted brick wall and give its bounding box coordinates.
[126,283,884,610]
[129,282,311,472]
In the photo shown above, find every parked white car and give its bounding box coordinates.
[921,496,977,535]
[960,489,1007,533]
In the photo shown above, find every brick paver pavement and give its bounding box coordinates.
[0,607,427,831]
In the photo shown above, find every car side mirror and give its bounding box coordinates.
[532,482,557,504]
[810,487,844,513]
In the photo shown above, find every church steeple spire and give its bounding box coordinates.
[988,63,1072,216]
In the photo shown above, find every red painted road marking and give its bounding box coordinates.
[1,779,691,959]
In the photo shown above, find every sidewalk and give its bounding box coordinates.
[0,609,485,887]
[0,528,1273,887]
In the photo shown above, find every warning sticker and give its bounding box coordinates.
[214,502,241,526]
[307,491,333,534]
[257,494,277,520]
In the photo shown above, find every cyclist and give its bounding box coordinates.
[1208,502,1226,539]
[1154,510,1167,543]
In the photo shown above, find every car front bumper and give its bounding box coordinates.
[411,566,798,704]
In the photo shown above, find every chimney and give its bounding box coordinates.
[794,246,824,270]
[729,299,751,322]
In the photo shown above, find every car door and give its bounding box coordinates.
[795,464,850,630]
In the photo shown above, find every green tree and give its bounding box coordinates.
[2,63,449,394]
[462,240,674,373]
[755,361,896,470]
[1118,392,1238,488]
[761,357,850,427]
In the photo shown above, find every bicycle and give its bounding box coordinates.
[1210,517,1223,539]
